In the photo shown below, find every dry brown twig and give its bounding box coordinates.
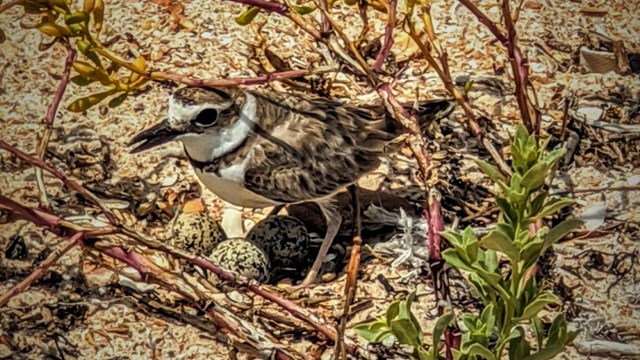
[0,142,358,356]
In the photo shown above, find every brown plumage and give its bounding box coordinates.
[129,86,453,285]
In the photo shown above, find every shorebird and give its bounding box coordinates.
[129,86,452,286]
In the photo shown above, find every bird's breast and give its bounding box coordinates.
[192,166,280,208]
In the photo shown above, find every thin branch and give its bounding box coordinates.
[0,192,355,355]
[372,0,397,72]
[0,233,84,307]
[0,140,117,224]
[227,0,288,13]
[335,185,363,359]
[35,44,76,209]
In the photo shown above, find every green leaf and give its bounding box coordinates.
[480,230,520,261]
[480,304,495,338]
[466,343,496,360]
[431,312,453,360]
[532,198,574,221]
[66,89,117,112]
[108,92,128,108]
[496,197,517,224]
[235,6,260,25]
[64,11,88,25]
[522,345,565,360]
[390,317,421,347]
[293,3,316,14]
[354,320,392,343]
[516,292,559,321]
[520,162,549,191]
[543,219,582,249]
[92,0,104,32]
[532,316,544,350]
[508,327,531,360]
[520,238,544,268]
[386,300,401,326]
[442,249,474,273]
[76,39,102,67]
[70,74,95,86]
[475,159,507,186]
[529,192,548,216]
[483,249,499,273]
[38,23,64,37]
[543,147,565,167]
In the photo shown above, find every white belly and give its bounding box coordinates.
[193,167,281,208]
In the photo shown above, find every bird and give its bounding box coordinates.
[129,86,452,286]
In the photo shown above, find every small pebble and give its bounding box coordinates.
[321,272,337,282]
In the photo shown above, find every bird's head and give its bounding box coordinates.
[128,87,256,162]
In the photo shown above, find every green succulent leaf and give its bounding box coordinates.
[67,88,117,112]
[235,6,260,25]
[108,92,128,108]
[390,317,421,347]
[70,74,95,86]
[64,11,88,25]
[480,230,520,261]
[430,312,453,360]
[354,319,393,343]
[475,159,507,186]
[532,198,574,221]
[292,3,317,14]
[516,292,559,321]
[508,327,532,360]
[543,219,582,249]
[520,162,549,190]
[466,343,496,360]
[532,316,544,350]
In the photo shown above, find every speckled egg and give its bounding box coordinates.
[246,215,310,269]
[209,238,270,282]
[170,212,226,255]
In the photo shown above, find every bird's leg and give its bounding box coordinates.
[266,204,286,217]
[300,201,342,286]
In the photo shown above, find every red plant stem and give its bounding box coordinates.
[0,140,117,225]
[457,0,538,135]
[372,0,396,72]
[1,194,352,355]
[226,0,287,13]
[0,232,84,307]
[45,48,76,127]
[0,195,63,234]
[36,46,76,208]
[456,0,507,43]
[427,189,444,261]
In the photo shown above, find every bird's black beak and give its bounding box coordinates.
[128,119,182,154]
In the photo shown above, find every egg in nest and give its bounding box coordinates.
[209,238,270,282]
[246,215,310,269]
[169,212,226,255]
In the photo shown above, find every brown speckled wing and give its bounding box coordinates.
[242,91,397,203]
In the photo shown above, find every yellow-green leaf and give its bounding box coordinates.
[67,89,117,112]
[70,75,95,86]
[92,0,104,32]
[72,61,111,85]
[38,23,63,37]
[108,92,128,108]
[132,55,146,73]
[83,0,95,13]
[65,12,88,25]
[293,4,316,15]
[235,6,260,26]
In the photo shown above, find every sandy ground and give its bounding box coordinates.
[1,0,639,359]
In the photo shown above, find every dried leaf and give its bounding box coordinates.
[65,12,88,25]
[292,4,316,15]
[182,199,205,213]
[0,29,5,44]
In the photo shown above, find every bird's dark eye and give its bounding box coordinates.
[192,108,219,127]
